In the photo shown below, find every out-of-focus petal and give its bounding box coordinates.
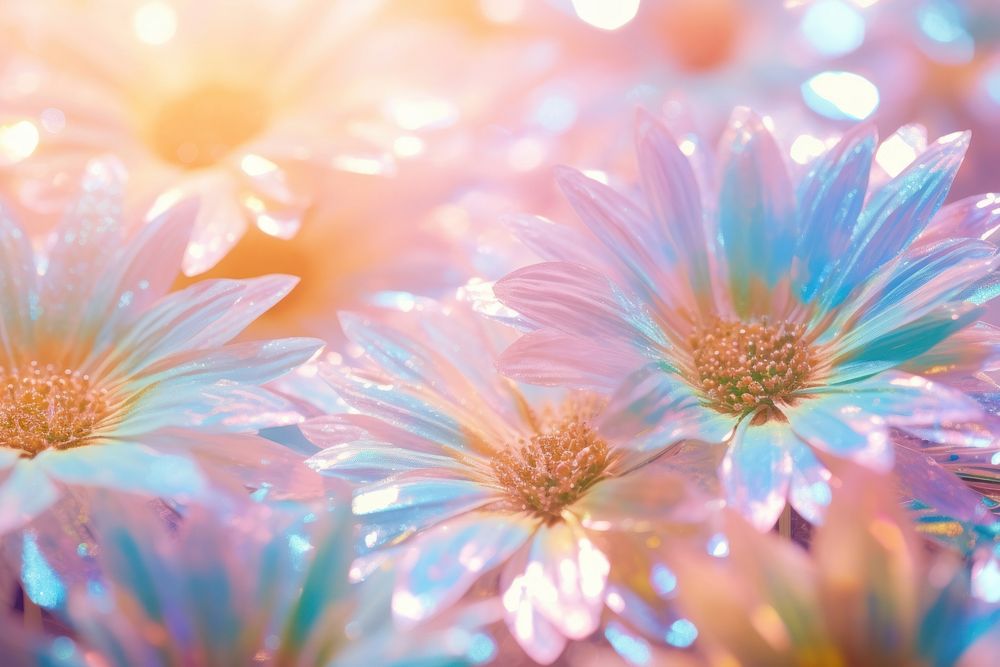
[0,462,59,534]
[574,465,712,531]
[393,512,533,626]
[0,202,37,365]
[501,549,569,665]
[720,420,794,531]
[787,440,833,525]
[36,443,207,500]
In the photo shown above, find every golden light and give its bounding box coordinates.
[132,1,178,46]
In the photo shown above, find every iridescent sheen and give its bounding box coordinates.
[0,157,322,537]
[494,108,999,531]
[303,302,723,664]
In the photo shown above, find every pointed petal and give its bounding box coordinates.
[635,108,709,302]
[716,107,797,316]
[720,420,794,531]
[918,192,1000,246]
[794,124,878,304]
[823,130,970,309]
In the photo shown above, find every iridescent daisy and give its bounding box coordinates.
[303,302,722,664]
[494,107,997,530]
[671,465,1000,666]
[0,158,321,534]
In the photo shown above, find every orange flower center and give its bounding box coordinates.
[0,362,111,456]
[148,84,270,169]
[689,317,816,416]
[491,407,611,520]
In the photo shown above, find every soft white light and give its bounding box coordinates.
[0,120,39,165]
[133,1,177,45]
[802,70,880,120]
[571,0,640,30]
[800,0,866,57]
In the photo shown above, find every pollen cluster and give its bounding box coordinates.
[149,84,270,169]
[0,362,111,456]
[689,316,815,415]
[491,410,611,521]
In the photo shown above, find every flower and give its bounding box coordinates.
[670,465,1000,666]
[0,492,489,666]
[0,157,322,535]
[302,301,723,664]
[0,0,427,274]
[493,107,998,531]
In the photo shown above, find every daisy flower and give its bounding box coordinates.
[0,0,422,274]
[0,493,489,666]
[671,465,1000,666]
[493,107,997,531]
[302,301,723,664]
[0,157,322,535]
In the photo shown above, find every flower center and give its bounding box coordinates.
[148,84,270,169]
[491,411,611,521]
[689,317,815,416]
[0,362,111,457]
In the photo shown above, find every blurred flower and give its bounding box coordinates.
[0,158,322,535]
[493,108,998,531]
[0,0,428,275]
[0,493,488,666]
[302,301,722,664]
[671,465,1000,666]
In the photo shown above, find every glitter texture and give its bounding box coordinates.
[0,363,111,456]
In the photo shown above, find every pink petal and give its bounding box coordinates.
[497,329,644,390]
[494,261,667,354]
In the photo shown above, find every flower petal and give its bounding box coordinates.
[501,549,569,665]
[720,420,794,531]
[822,130,969,310]
[635,108,710,306]
[787,440,833,525]
[716,107,797,317]
[36,443,208,499]
[393,512,533,625]
[522,521,609,640]
[306,440,464,485]
[597,365,734,449]
[918,192,1000,247]
[795,124,878,305]
[494,261,667,354]
[352,476,495,553]
[785,395,892,471]
[0,202,37,365]
[497,329,644,391]
[0,461,59,534]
